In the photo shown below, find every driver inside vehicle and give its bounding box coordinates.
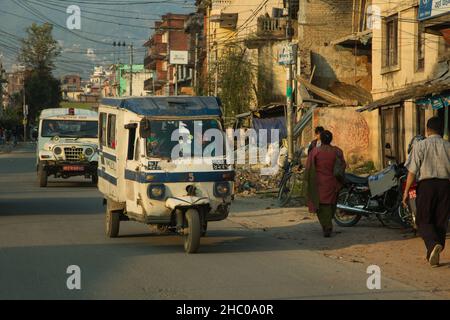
[146,132,162,157]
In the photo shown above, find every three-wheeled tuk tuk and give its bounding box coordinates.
[97,96,234,253]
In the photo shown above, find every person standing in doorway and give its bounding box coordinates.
[403,117,450,267]
[305,130,346,237]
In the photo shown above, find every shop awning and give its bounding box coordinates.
[358,68,450,112]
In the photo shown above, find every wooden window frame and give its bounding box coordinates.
[382,14,400,73]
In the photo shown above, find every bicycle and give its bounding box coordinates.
[277,148,305,207]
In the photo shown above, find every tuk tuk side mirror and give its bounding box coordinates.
[139,119,151,138]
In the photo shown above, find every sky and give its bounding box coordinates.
[0,0,195,78]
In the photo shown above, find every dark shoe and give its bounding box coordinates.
[429,244,443,268]
[323,228,332,238]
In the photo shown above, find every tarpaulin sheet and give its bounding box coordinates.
[252,116,287,141]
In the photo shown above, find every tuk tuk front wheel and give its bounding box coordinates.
[184,209,201,254]
[106,202,120,238]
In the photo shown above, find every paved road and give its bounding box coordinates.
[0,146,441,299]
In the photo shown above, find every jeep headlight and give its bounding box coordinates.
[84,147,94,157]
[148,184,166,200]
[214,182,231,197]
[53,147,62,156]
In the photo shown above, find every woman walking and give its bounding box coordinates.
[305,130,346,237]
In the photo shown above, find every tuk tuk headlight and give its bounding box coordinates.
[84,147,94,157]
[148,184,166,200]
[53,147,62,156]
[214,182,231,198]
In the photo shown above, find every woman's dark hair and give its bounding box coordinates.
[314,126,325,135]
[320,130,333,145]
[427,116,443,136]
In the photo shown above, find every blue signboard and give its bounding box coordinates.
[419,0,450,20]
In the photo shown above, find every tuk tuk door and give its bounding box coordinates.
[124,126,142,214]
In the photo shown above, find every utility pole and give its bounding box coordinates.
[22,86,27,142]
[193,32,199,95]
[214,44,218,97]
[285,0,294,162]
[174,65,178,96]
[129,44,134,97]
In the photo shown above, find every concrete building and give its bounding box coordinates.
[61,74,84,102]
[359,0,450,167]
[143,13,193,96]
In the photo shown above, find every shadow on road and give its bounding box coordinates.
[0,197,103,216]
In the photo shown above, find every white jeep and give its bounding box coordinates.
[36,108,99,187]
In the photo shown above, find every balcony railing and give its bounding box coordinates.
[256,16,287,39]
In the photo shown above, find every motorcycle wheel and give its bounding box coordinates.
[277,172,295,207]
[333,189,362,227]
[396,205,414,229]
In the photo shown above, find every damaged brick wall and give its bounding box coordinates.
[297,0,372,96]
[313,107,371,166]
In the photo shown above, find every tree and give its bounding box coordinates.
[0,107,22,130]
[24,71,61,122]
[18,23,62,125]
[211,46,255,123]
[19,23,61,72]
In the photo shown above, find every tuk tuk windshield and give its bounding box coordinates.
[145,119,225,159]
[41,120,98,138]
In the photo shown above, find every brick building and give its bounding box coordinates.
[143,13,193,96]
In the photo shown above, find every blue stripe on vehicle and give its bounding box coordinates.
[124,170,235,184]
[98,168,117,186]
[99,151,117,162]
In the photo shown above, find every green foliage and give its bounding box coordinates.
[0,108,22,129]
[18,23,62,124]
[211,47,254,120]
[24,70,62,123]
[19,23,61,72]
[60,101,96,110]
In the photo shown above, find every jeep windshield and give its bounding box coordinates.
[41,120,98,138]
[145,119,225,159]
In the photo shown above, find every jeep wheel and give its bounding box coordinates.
[38,163,48,187]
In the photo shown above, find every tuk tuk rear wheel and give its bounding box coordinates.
[184,209,201,254]
[106,202,120,238]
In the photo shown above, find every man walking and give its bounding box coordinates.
[403,117,450,267]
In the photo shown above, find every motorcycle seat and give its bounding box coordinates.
[345,173,369,185]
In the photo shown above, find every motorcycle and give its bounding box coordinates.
[334,143,417,229]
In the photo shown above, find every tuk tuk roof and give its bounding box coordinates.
[100,96,222,117]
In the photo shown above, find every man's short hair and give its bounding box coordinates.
[427,117,443,136]
[314,126,325,135]
[320,130,333,145]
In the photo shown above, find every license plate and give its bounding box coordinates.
[63,165,85,172]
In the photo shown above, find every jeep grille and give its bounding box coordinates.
[64,147,84,162]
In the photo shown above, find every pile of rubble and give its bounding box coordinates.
[234,165,283,195]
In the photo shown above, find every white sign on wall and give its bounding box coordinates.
[170,50,189,65]
[278,42,297,66]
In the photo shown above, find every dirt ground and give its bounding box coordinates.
[229,195,450,298]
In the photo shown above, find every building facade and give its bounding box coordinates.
[360,0,450,167]
[143,13,193,96]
